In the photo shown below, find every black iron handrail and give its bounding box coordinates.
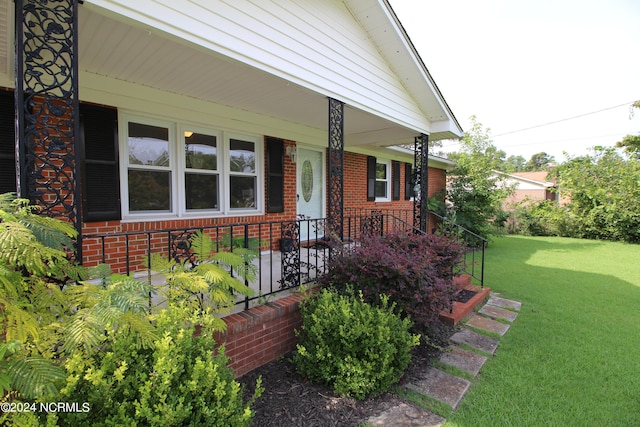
[428,211,487,288]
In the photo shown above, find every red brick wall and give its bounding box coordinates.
[30,96,79,219]
[215,292,305,377]
[427,168,447,233]
[342,151,446,209]
[342,151,413,212]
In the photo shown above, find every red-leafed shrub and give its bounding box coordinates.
[319,232,465,338]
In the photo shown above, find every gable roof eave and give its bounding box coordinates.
[346,0,463,139]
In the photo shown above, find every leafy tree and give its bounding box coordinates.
[447,117,514,238]
[616,134,640,158]
[503,154,527,172]
[524,152,555,171]
[550,147,640,242]
[616,100,640,158]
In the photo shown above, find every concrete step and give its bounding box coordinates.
[486,295,522,311]
[439,345,488,377]
[366,402,445,427]
[450,328,499,355]
[403,367,471,410]
[479,304,518,322]
[466,313,511,336]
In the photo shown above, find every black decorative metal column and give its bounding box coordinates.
[413,133,429,232]
[15,0,82,254]
[279,221,300,289]
[327,97,344,249]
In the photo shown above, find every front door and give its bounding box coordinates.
[296,147,325,241]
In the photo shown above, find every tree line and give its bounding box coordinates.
[441,102,640,243]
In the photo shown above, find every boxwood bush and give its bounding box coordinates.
[294,288,419,399]
[49,306,262,427]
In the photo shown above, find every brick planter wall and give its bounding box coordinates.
[215,292,307,377]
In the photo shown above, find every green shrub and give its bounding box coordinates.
[318,232,464,338]
[0,195,263,426]
[294,289,419,399]
[508,199,580,238]
[50,306,262,427]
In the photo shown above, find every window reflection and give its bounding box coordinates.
[230,176,256,209]
[128,170,171,211]
[230,139,255,173]
[185,132,217,170]
[128,123,170,166]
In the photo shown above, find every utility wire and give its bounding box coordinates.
[496,132,630,149]
[491,101,636,138]
[439,131,636,151]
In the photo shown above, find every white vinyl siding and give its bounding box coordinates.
[86,0,429,131]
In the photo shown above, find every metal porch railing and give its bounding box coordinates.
[82,209,485,310]
[428,211,488,288]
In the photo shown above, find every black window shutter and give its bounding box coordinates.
[266,137,285,213]
[392,161,401,200]
[404,163,413,200]
[80,104,121,222]
[0,91,16,195]
[367,156,376,201]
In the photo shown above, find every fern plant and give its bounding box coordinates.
[150,230,257,328]
[0,194,156,400]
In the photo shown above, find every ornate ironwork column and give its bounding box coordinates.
[327,97,344,247]
[413,133,429,232]
[15,0,82,255]
[280,221,300,289]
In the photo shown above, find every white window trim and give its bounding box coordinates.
[119,112,264,221]
[375,159,391,202]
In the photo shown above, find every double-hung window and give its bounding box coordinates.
[229,137,258,210]
[184,129,220,211]
[121,114,262,218]
[375,160,391,202]
[126,120,174,213]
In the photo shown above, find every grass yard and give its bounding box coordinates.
[446,235,640,427]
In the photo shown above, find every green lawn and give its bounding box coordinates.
[446,235,640,427]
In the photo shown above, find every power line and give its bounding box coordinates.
[491,101,637,138]
[497,132,630,149]
[439,131,637,152]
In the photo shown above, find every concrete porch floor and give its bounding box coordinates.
[124,246,329,313]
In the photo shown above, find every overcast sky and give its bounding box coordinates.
[390,0,640,162]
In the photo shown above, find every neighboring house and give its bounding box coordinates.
[498,171,558,209]
[0,0,461,287]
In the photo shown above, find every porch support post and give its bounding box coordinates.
[15,0,82,256]
[413,133,429,232]
[327,97,344,247]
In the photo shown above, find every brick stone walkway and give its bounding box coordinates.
[365,293,521,427]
